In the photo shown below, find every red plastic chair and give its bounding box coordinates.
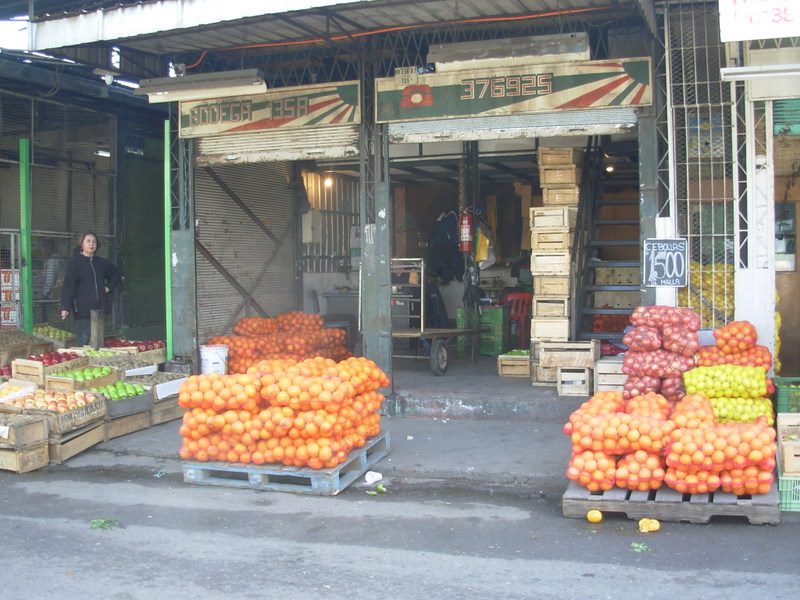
[499,292,533,349]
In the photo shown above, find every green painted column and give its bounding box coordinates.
[19,138,33,333]
[163,120,174,361]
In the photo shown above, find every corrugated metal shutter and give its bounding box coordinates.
[195,162,295,342]
[387,107,639,143]
[195,125,359,165]
[775,99,800,136]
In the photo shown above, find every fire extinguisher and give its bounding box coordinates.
[459,210,473,253]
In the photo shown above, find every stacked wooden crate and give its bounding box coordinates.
[529,205,576,385]
[529,147,598,392]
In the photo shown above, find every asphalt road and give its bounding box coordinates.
[1,425,798,600]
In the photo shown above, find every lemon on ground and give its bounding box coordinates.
[586,509,603,523]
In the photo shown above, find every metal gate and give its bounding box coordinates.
[663,2,737,330]
[194,162,295,342]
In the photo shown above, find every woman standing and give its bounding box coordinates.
[60,232,122,346]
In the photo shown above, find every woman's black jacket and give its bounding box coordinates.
[60,253,122,319]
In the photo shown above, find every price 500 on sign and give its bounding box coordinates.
[644,238,688,287]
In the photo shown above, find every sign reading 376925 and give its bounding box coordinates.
[643,238,688,287]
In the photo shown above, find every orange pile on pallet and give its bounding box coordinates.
[178,356,389,470]
[563,390,777,495]
[208,312,351,373]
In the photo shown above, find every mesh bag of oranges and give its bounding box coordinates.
[178,356,389,470]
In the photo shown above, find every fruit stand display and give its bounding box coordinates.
[32,324,76,349]
[0,329,54,378]
[0,386,107,466]
[104,338,168,365]
[561,306,783,524]
[11,350,87,385]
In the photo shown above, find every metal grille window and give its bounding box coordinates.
[662,2,736,329]
[300,171,359,275]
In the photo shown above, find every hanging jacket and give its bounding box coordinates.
[60,253,122,319]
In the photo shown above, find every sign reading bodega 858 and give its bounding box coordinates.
[179,81,361,138]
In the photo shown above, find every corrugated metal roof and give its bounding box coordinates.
[27,0,648,80]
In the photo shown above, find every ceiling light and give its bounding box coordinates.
[324,177,334,188]
[720,63,800,81]
[93,149,111,158]
[134,69,266,103]
[605,165,615,173]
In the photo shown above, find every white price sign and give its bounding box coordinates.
[719,0,800,43]
[643,238,688,288]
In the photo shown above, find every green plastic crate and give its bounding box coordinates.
[779,471,800,512]
[478,306,508,325]
[479,338,508,356]
[775,377,800,413]
[456,306,509,356]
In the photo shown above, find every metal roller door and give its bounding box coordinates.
[195,124,359,166]
[386,108,639,143]
[194,161,295,342]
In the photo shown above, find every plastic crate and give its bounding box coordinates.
[778,472,800,512]
[775,377,800,413]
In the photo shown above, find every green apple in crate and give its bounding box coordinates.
[92,381,146,401]
[60,366,112,382]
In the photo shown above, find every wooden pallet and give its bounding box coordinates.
[561,480,780,525]
[182,432,390,496]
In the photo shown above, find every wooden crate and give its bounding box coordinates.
[778,413,800,476]
[12,355,90,385]
[539,340,600,368]
[531,361,557,386]
[0,414,49,449]
[0,343,33,367]
[538,146,583,166]
[104,411,152,441]
[539,165,581,186]
[49,421,105,464]
[0,378,38,403]
[530,206,578,229]
[557,367,592,396]
[594,355,626,392]
[532,296,570,318]
[530,317,570,341]
[151,396,184,425]
[497,354,532,378]
[106,389,154,419]
[542,186,580,206]
[0,396,107,437]
[530,251,570,275]
[0,443,49,473]
[45,368,120,392]
[137,347,167,364]
[534,275,570,297]
[531,228,574,251]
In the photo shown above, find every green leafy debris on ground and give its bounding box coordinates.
[630,542,651,552]
[90,518,120,530]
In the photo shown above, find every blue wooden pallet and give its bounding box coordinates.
[182,431,390,495]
